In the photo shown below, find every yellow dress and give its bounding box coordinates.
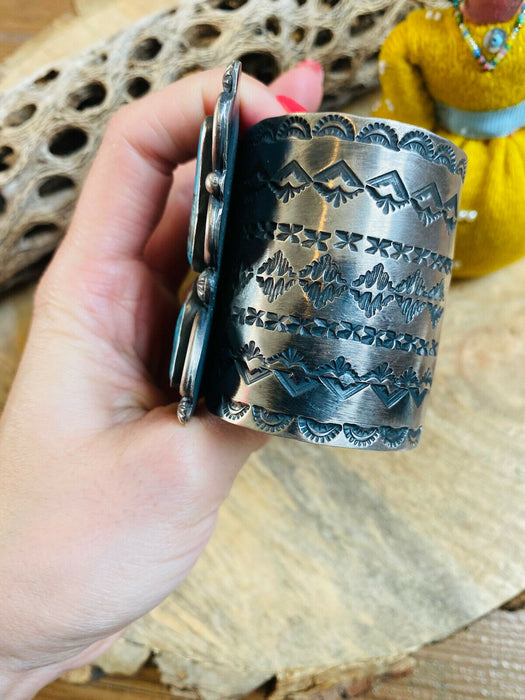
[374,7,525,277]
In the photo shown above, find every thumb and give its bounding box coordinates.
[130,403,267,515]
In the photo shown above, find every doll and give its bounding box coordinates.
[374,0,525,277]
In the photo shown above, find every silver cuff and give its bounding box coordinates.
[170,63,467,451]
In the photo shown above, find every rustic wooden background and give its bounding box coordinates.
[1,2,524,698]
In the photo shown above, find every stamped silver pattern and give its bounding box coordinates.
[171,63,466,450]
[204,106,466,449]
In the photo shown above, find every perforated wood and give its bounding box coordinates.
[0,0,448,290]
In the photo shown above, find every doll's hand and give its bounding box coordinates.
[0,63,323,700]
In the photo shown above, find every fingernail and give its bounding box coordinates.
[276,95,308,113]
[296,59,324,76]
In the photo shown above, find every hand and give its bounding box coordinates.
[0,62,323,699]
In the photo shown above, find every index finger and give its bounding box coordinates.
[62,68,288,264]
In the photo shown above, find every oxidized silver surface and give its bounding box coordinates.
[169,61,240,423]
[172,64,467,450]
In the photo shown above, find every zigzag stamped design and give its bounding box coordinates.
[349,263,444,327]
[245,249,350,311]
[230,306,439,356]
[256,250,296,303]
[235,255,444,326]
[256,160,455,228]
[297,254,349,309]
[229,344,433,408]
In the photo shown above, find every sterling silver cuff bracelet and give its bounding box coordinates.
[170,62,467,451]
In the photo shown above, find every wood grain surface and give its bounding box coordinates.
[0,0,74,63]
[2,2,525,699]
[33,605,525,699]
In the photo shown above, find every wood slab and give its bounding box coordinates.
[0,0,74,63]
[2,259,524,698]
[1,1,524,698]
[104,260,525,698]
[33,602,525,698]
[0,0,177,90]
[358,606,525,699]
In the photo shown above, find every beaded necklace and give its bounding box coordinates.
[453,0,525,71]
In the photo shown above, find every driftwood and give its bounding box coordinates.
[1,257,524,698]
[0,0,449,291]
[40,603,525,698]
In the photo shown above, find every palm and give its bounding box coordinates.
[72,255,180,421]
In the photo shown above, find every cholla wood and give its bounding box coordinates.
[0,0,449,291]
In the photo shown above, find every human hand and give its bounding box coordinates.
[0,62,323,699]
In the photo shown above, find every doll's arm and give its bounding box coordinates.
[373,12,435,130]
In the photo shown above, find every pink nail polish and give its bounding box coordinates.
[276,95,308,113]
[296,59,324,75]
